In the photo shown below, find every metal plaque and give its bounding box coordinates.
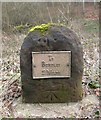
[32,51,71,79]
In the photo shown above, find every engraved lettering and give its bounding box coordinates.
[48,55,54,61]
[42,69,45,75]
[41,69,60,76]
[42,61,60,67]
[42,61,45,67]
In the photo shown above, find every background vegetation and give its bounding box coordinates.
[2,2,98,33]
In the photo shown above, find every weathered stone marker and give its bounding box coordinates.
[20,23,83,103]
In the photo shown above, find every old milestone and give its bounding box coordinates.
[20,23,83,103]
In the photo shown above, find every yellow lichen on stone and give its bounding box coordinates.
[28,23,52,33]
[15,25,25,30]
[28,23,65,34]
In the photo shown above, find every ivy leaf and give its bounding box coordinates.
[88,81,101,89]
[95,110,100,118]
[95,110,100,115]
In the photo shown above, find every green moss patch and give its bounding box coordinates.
[88,81,101,89]
[28,23,64,34]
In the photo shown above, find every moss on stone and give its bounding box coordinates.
[14,24,32,33]
[28,23,65,34]
[15,25,25,30]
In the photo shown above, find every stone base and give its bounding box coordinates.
[22,78,83,103]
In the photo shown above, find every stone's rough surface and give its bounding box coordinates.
[20,24,83,103]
